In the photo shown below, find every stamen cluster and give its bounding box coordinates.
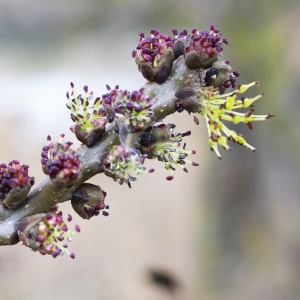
[101,145,151,188]
[67,83,107,133]
[198,82,274,158]
[132,29,173,68]
[0,160,33,201]
[19,212,80,259]
[185,24,228,56]
[41,135,81,184]
[114,88,154,132]
[139,124,198,180]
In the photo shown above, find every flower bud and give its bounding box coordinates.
[205,61,231,87]
[205,61,240,94]
[74,123,105,147]
[185,51,219,70]
[0,160,34,209]
[175,87,203,113]
[71,183,109,219]
[172,29,188,58]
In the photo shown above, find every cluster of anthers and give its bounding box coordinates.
[100,145,153,188]
[67,83,107,147]
[41,134,82,186]
[176,82,274,159]
[199,82,274,158]
[139,124,198,180]
[17,211,80,259]
[114,88,154,133]
[0,160,34,208]
[132,29,173,68]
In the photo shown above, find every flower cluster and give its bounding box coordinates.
[132,29,173,67]
[0,160,34,208]
[67,83,107,147]
[185,25,228,56]
[183,82,275,158]
[17,211,80,259]
[172,25,228,70]
[139,124,198,180]
[41,135,82,186]
[100,145,152,188]
[114,88,154,133]
[132,29,175,84]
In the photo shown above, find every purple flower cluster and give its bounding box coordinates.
[41,135,72,168]
[132,29,173,68]
[19,211,80,259]
[185,24,228,56]
[114,88,154,133]
[41,135,81,185]
[0,160,34,208]
[101,145,152,188]
[46,152,81,182]
[0,160,33,201]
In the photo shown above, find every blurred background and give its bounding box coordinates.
[0,0,300,299]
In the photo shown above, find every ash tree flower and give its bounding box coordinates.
[100,145,153,188]
[41,134,82,187]
[16,211,80,259]
[138,124,198,180]
[114,88,154,133]
[132,29,175,84]
[66,83,107,147]
[0,160,34,209]
[184,24,228,69]
[176,82,275,158]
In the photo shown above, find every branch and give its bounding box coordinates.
[0,56,199,245]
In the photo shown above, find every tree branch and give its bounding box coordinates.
[0,56,201,245]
